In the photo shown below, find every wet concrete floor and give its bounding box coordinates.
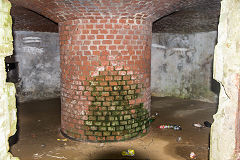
[10,97,217,160]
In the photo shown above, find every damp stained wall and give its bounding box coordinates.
[151,31,218,102]
[12,31,219,103]
[13,31,60,102]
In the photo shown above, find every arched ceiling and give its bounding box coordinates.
[153,0,221,33]
[11,4,58,32]
[9,0,221,33]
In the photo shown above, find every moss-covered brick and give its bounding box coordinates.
[103,131,111,136]
[108,126,116,131]
[111,91,119,96]
[112,101,120,106]
[124,95,132,100]
[131,85,137,89]
[93,101,101,106]
[136,127,141,131]
[99,126,107,131]
[120,121,128,125]
[94,121,102,126]
[115,96,123,100]
[85,130,94,135]
[106,96,114,101]
[129,128,136,133]
[102,111,109,116]
[94,111,102,116]
[125,124,132,130]
[89,116,97,120]
[102,101,111,106]
[128,119,135,124]
[111,121,120,126]
[119,116,123,120]
[90,126,98,131]
[118,81,126,85]
[112,131,123,136]
[121,101,128,105]
[124,134,132,139]
[116,106,124,110]
[116,126,125,131]
[102,122,111,126]
[96,97,105,101]
[128,90,135,95]
[76,67,150,142]
[100,106,107,111]
[132,132,138,137]
[120,91,128,95]
[108,106,116,110]
[98,116,105,120]
[132,123,139,128]
[108,116,115,121]
[85,121,93,125]
[112,111,121,115]
[95,131,103,136]
[124,115,131,120]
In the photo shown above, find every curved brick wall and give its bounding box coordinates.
[59,18,152,141]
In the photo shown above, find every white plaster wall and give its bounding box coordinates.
[151,31,218,102]
[13,31,60,102]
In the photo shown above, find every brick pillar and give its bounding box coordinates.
[59,17,152,142]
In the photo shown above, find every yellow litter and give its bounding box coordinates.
[57,138,68,142]
[121,149,135,156]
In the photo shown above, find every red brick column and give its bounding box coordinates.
[59,18,152,141]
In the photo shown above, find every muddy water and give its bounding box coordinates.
[10,97,217,160]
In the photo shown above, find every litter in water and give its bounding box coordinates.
[193,123,204,128]
[57,138,68,142]
[158,125,182,130]
[204,121,212,128]
[121,149,135,156]
[190,152,196,159]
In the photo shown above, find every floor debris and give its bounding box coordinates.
[204,121,212,128]
[190,152,196,159]
[158,125,182,130]
[33,153,44,159]
[57,138,68,142]
[46,154,67,159]
[121,149,135,156]
[193,123,204,128]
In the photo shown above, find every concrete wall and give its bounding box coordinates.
[0,0,18,159]
[151,31,218,102]
[11,31,219,103]
[12,31,60,102]
[210,0,240,159]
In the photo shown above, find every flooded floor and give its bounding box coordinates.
[10,97,217,160]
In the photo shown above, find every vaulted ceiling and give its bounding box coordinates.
[9,0,221,33]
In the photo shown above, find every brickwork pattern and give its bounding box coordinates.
[9,0,208,23]
[59,18,151,141]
